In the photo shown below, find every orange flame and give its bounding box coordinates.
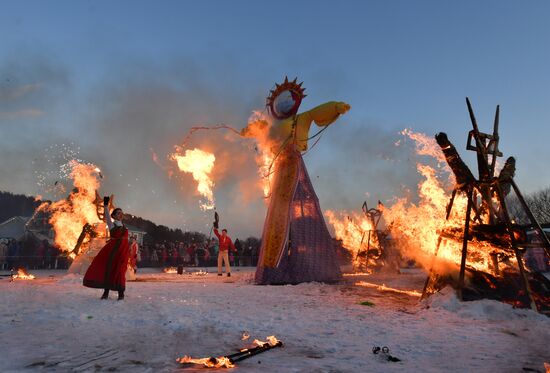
[243,111,277,198]
[381,130,496,273]
[327,129,505,276]
[171,148,216,210]
[11,268,35,280]
[252,335,280,347]
[325,210,378,268]
[37,161,103,253]
[356,281,421,297]
[176,356,234,368]
[177,335,281,369]
[400,128,447,163]
[386,130,509,273]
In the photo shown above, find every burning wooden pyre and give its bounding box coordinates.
[422,98,550,314]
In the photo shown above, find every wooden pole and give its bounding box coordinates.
[489,105,500,225]
[510,179,550,258]
[466,98,491,180]
[489,105,500,177]
[458,188,473,301]
[70,223,91,257]
[494,182,537,311]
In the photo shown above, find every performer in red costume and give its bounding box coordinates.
[83,197,130,300]
[213,220,237,277]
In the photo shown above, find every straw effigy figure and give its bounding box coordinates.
[241,77,350,284]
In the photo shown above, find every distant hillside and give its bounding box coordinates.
[0,191,42,222]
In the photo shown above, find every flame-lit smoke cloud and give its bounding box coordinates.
[72,60,271,236]
[0,52,433,238]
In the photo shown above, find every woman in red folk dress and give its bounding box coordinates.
[83,197,130,300]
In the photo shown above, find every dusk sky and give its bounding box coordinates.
[1,1,550,238]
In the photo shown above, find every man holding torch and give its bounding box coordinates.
[213,216,237,277]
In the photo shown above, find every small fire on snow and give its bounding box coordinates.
[11,268,36,281]
[177,356,235,369]
[163,267,178,274]
[355,281,421,297]
[251,335,280,347]
[177,335,282,369]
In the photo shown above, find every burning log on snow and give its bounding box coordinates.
[11,268,36,281]
[177,355,235,369]
[177,336,283,368]
[356,281,422,297]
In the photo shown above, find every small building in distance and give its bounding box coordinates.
[0,216,31,240]
[125,224,147,246]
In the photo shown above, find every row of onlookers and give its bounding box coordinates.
[0,237,261,270]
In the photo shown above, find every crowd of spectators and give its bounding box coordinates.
[0,238,69,270]
[138,239,260,268]
[0,236,260,271]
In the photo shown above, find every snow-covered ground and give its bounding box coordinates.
[1,267,549,372]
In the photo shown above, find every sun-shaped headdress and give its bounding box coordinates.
[266,77,307,120]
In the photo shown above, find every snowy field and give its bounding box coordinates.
[1,267,549,373]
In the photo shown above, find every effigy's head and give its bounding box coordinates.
[266,77,306,120]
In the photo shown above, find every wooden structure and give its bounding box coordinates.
[69,193,114,257]
[422,98,550,312]
[352,201,385,272]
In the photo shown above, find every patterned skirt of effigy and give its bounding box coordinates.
[254,145,342,284]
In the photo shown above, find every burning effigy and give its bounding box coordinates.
[31,160,124,278]
[34,161,106,259]
[326,201,390,273]
[241,78,350,284]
